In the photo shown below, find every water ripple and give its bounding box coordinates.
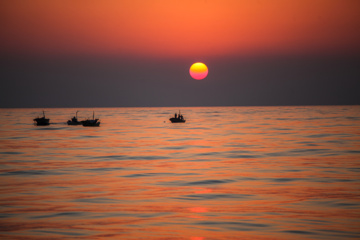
[175,193,253,201]
[0,170,64,176]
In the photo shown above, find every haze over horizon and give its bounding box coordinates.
[1,0,360,108]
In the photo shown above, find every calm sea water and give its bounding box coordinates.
[0,106,359,240]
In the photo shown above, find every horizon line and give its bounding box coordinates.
[1,104,359,109]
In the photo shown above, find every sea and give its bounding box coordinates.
[0,106,359,240]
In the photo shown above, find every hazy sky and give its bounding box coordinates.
[1,0,360,107]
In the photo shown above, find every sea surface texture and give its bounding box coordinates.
[0,106,359,239]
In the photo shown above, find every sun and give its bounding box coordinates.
[189,62,208,80]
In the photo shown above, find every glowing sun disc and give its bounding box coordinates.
[190,62,208,80]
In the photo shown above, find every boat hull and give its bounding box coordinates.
[82,119,100,127]
[34,118,50,126]
[169,118,186,123]
[67,120,82,125]
[82,123,100,127]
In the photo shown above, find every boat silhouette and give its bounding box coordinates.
[33,111,50,126]
[82,111,100,127]
[170,110,186,123]
[67,111,82,125]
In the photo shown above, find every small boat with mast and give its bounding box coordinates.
[170,110,186,123]
[81,111,100,127]
[67,111,82,125]
[33,110,50,126]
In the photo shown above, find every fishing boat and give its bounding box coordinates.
[33,111,50,126]
[169,111,186,123]
[67,111,82,125]
[82,111,100,127]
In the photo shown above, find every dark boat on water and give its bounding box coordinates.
[67,111,82,125]
[170,111,186,123]
[33,111,50,126]
[82,111,100,127]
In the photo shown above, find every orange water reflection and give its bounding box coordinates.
[0,106,359,239]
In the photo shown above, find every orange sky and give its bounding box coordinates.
[1,0,360,58]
